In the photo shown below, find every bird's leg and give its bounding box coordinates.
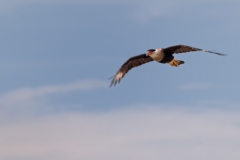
[168,59,185,67]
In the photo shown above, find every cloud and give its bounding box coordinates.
[0,80,107,113]
[179,82,215,91]
[1,106,240,160]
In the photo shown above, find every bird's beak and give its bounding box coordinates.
[146,52,148,56]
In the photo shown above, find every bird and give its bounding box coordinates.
[109,44,227,87]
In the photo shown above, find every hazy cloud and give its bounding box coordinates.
[1,106,240,160]
[0,80,107,113]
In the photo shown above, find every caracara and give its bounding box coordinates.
[110,44,226,87]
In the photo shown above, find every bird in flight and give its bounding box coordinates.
[109,44,226,87]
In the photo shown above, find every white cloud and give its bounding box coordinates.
[1,106,240,160]
[179,82,215,90]
[0,80,107,112]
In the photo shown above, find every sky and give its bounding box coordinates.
[0,0,240,159]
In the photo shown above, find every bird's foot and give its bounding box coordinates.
[169,59,184,67]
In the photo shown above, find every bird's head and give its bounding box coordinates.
[146,49,156,56]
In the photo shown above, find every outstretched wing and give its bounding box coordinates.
[110,54,154,87]
[163,44,227,56]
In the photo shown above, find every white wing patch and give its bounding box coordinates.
[109,71,124,87]
[116,72,123,79]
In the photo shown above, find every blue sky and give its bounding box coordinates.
[1,0,240,159]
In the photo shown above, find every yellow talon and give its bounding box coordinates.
[169,59,184,67]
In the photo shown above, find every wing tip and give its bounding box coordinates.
[109,72,123,88]
[202,49,227,56]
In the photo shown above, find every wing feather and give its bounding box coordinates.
[110,54,154,87]
[163,44,227,56]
